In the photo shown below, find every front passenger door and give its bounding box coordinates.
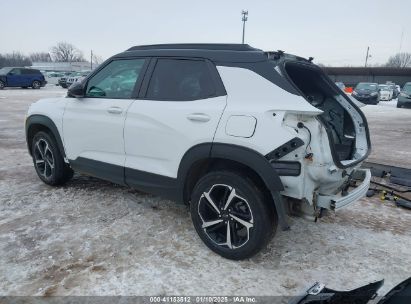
[7,68,22,86]
[63,58,147,184]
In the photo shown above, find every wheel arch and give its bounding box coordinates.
[178,143,289,229]
[25,115,66,158]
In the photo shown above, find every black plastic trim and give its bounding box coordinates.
[210,143,284,191]
[70,158,125,186]
[25,115,66,158]
[125,167,179,201]
[270,161,301,176]
[265,137,304,161]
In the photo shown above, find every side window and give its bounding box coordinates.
[146,59,216,101]
[22,69,35,75]
[10,68,21,75]
[85,59,145,99]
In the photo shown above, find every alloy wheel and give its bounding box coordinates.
[197,184,254,249]
[33,138,55,179]
[33,81,40,89]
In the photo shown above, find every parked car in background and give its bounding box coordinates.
[378,84,393,101]
[0,67,46,89]
[351,82,379,104]
[58,72,76,88]
[45,72,65,86]
[398,82,411,108]
[66,71,90,88]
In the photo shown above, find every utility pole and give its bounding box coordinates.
[90,50,93,70]
[399,27,404,52]
[364,46,371,67]
[241,10,248,44]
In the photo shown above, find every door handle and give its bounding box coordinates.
[187,113,211,122]
[107,106,123,114]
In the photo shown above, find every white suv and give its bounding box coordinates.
[25,44,371,260]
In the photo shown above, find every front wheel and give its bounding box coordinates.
[0,80,4,89]
[32,80,41,89]
[32,131,73,185]
[397,102,402,108]
[190,171,277,260]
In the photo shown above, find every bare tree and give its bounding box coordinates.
[0,52,32,68]
[385,52,411,68]
[29,52,52,62]
[91,53,104,66]
[50,42,85,62]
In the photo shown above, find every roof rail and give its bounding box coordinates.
[127,43,259,52]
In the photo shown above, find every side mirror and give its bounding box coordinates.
[67,82,85,98]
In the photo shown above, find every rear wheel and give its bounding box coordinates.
[0,80,4,89]
[190,171,277,260]
[32,131,73,185]
[32,80,41,89]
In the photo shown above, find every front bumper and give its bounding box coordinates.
[353,95,379,104]
[315,169,371,210]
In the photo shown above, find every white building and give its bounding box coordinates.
[29,61,92,72]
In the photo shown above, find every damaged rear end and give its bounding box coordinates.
[268,52,371,216]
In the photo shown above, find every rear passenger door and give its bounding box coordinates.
[21,69,35,86]
[124,58,227,183]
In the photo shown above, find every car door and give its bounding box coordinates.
[21,69,35,86]
[7,68,22,86]
[63,58,148,184]
[124,58,227,186]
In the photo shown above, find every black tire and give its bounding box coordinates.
[32,80,41,89]
[0,80,4,90]
[31,131,73,186]
[397,102,402,108]
[190,171,277,260]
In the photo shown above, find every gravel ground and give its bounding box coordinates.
[0,86,410,296]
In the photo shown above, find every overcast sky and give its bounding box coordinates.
[1,0,410,66]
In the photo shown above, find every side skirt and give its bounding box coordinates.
[69,157,181,201]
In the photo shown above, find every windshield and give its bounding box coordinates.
[403,84,411,92]
[0,67,13,74]
[356,83,378,90]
